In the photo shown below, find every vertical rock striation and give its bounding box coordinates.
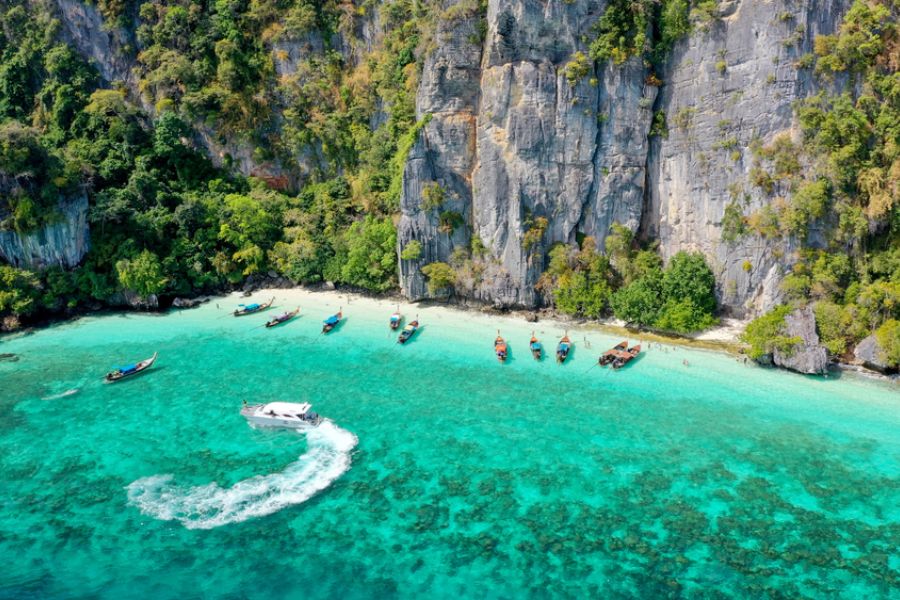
[45,0,856,317]
[400,0,852,315]
[400,0,656,306]
[647,0,849,316]
[398,8,484,300]
[0,194,90,269]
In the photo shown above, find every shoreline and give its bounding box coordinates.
[238,287,899,383]
[4,283,896,383]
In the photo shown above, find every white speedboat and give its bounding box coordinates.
[240,401,323,429]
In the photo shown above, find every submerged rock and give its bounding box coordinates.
[853,335,895,373]
[773,306,829,375]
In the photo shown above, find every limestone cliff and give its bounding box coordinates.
[399,0,851,315]
[400,0,656,306]
[647,0,849,316]
[40,0,855,317]
[0,194,90,269]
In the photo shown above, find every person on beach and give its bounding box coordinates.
[683,359,689,367]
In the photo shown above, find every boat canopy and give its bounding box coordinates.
[324,315,339,325]
[390,313,400,321]
[116,364,137,373]
[531,341,541,349]
[559,343,570,350]
[262,402,311,416]
[244,303,260,310]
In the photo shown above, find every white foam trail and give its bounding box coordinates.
[126,421,357,529]
[41,389,79,400]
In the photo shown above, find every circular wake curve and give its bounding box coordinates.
[126,421,357,529]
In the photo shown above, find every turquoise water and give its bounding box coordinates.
[1,293,899,599]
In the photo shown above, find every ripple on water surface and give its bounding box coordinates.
[0,292,898,599]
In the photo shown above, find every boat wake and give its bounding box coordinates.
[41,388,80,400]
[125,421,357,529]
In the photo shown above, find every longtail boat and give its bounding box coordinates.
[234,297,274,317]
[556,333,572,364]
[398,319,419,344]
[105,352,158,383]
[265,308,299,328]
[494,331,508,363]
[599,341,628,366]
[389,308,403,330]
[322,310,343,334]
[612,344,641,370]
[529,332,543,361]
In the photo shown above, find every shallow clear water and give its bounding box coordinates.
[1,293,898,599]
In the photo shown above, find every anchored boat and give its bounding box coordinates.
[398,319,419,344]
[389,307,402,330]
[495,331,508,363]
[265,308,299,328]
[556,334,572,364]
[529,332,543,360]
[233,297,274,317]
[105,352,158,383]
[322,310,342,334]
[612,344,641,369]
[241,401,322,429]
[599,341,628,366]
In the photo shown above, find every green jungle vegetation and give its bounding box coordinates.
[531,226,718,334]
[0,0,452,328]
[0,0,896,368]
[739,0,900,367]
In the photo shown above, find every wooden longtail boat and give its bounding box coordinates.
[494,331,508,363]
[233,297,274,317]
[529,332,543,361]
[612,344,641,370]
[556,333,572,364]
[398,319,419,344]
[105,352,158,383]
[265,308,299,328]
[389,308,403,330]
[322,310,343,334]
[599,341,628,366]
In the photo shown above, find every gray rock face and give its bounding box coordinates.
[54,0,136,88]
[773,306,829,374]
[854,335,895,373]
[648,0,849,317]
[398,9,484,301]
[110,290,159,310]
[0,194,90,269]
[172,297,211,309]
[400,0,852,315]
[48,0,856,321]
[400,0,654,306]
